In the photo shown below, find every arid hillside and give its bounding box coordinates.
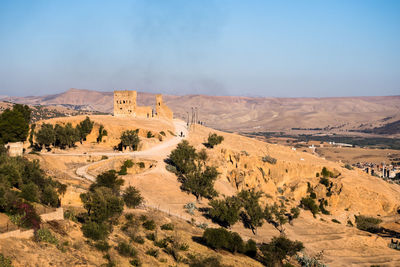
[3,88,400,133]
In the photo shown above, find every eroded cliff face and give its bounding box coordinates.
[189,125,400,218]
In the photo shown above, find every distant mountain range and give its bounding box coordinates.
[2,88,400,134]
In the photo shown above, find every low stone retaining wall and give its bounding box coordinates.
[0,208,64,239]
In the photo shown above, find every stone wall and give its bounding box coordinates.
[40,207,64,222]
[0,229,34,240]
[114,90,137,117]
[4,142,23,157]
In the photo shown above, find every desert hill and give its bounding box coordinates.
[3,88,400,133]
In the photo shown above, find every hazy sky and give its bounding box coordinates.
[0,0,399,97]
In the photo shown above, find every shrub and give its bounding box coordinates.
[159,131,166,136]
[34,228,58,244]
[101,155,108,160]
[260,236,304,267]
[332,219,341,224]
[344,164,353,170]
[245,239,258,257]
[154,238,168,248]
[147,131,153,138]
[116,241,137,257]
[207,133,224,148]
[81,221,109,241]
[161,223,174,231]
[262,155,277,164]
[202,227,249,254]
[123,186,143,208]
[184,202,197,215]
[319,177,330,187]
[142,219,156,230]
[125,213,134,221]
[130,258,142,266]
[146,248,159,258]
[355,215,382,233]
[300,197,319,216]
[94,240,111,251]
[347,220,354,227]
[123,160,134,168]
[0,253,13,267]
[138,162,145,168]
[133,235,145,244]
[187,254,229,267]
[145,232,156,241]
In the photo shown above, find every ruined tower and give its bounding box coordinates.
[114,90,137,117]
[113,90,173,119]
[155,94,173,119]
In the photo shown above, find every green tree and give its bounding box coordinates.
[180,165,218,201]
[90,170,124,194]
[208,196,242,228]
[21,182,40,202]
[120,129,140,151]
[35,123,55,149]
[259,236,304,267]
[207,133,224,148]
[80,186,124,223]
[13,104,31,123]
[169,140,197,174]
[264,203,296,233]
[0,106,30,143]
[238,190,264,234]
[97,124,108,143]
[300,196,319,217]
[29,123,36,147]
[76,116,94,143]
[41,185,60,207]
[123,186,143,208]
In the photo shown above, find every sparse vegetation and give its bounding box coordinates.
[355,215,382,233]
[0,253,13,267]
[206,133,224,148]
[34,228,58,244]
[300,196,319,217]
[123,186,143,208]
[116,241,137,257]
[97,124,108,143]
[262,155,277,164]
[161,223,174,230]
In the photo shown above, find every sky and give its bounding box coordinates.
[0,0,399,97]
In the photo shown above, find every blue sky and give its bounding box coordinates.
[0,0,399,97]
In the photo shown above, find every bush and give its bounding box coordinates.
[116,241,137,257]
[355,215,382,233]
[344,164,353,170]
[133,235,145,244]
[161,223,174,231]
[187,254,229,267]
[147,131,154,138]
[300,197,319,216]
[94,240,111,251]
[138,162,145,168]
[81,221,109,241]
[332,219,341,224]
[146,248,159,258]
[159,131,166,136]
[34,228,58,244]
[154,238,168,248]
[207,133,224,148]
[0,253,13,267]
[145,232,156,241]
[123,186,143,208]
[262,155,277,164]
[202,227,250,254]
[319,177,330,187]
[123,160,134,168]
[130,258,142,266]
[142,219,156,230]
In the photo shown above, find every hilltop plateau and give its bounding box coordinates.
[3,88,400,134]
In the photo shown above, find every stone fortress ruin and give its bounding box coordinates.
[114,90,173,120]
